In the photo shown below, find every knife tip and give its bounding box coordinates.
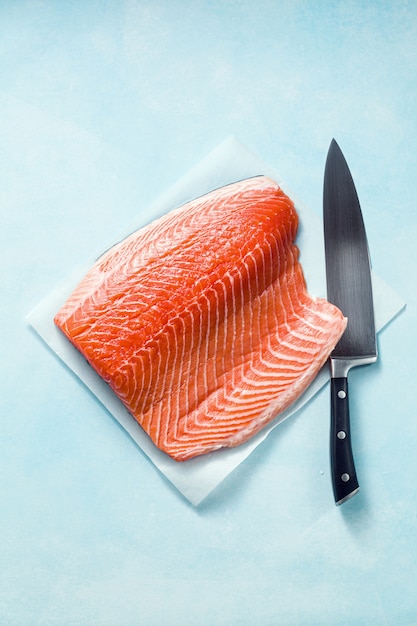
[329,137,339,151]
[326,138,345,165]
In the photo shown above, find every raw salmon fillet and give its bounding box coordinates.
[55,176,346,461]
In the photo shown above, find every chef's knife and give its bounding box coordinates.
[323,139,377,506]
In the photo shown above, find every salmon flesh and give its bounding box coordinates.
[54,176,346,461]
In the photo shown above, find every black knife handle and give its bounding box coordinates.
[330,377,359,505]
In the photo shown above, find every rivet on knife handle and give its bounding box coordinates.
[330,376,359,505]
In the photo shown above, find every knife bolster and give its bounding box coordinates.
[330,355,377,379]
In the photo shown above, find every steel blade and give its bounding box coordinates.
[323,139,377,362]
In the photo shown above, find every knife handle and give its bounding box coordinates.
[330,377,359,505]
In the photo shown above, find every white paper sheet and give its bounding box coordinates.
[27,137,406,505]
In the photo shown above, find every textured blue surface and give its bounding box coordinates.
[1,2,416,625]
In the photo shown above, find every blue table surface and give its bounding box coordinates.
[2,2,416,625]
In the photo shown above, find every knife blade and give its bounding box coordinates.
[323,139,377,506]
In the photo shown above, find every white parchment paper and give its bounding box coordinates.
[27,137,406,505]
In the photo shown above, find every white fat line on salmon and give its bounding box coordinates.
[171,315,187,444]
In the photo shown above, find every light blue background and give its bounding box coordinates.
[1,1,416,625]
